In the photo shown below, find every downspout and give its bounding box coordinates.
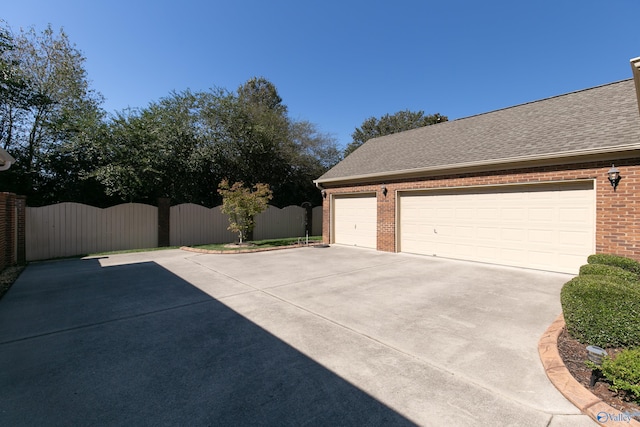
[632,57,640,117]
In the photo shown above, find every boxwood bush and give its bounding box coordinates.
[578,263,639,283]
[601,347,640,401]
[561,275,640,347]
[588,253,640,275]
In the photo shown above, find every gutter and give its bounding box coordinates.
[314,143,640,186]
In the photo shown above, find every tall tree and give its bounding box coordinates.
[281,120,340,206]
[0,24,104,203]
[0,24,32,153]
[344,110,447,157]
[89,91,212,205]
[204,78,293,205]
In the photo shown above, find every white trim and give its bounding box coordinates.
[395,178,596,195]
[315,145,640,185]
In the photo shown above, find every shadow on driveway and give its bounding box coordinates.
[0,258,415,426]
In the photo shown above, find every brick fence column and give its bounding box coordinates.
[0,193,16,270]
[157,198,171,247]
[0,193,7,271]
[16,195,26,264]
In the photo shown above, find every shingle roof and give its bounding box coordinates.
[317,79,640,184]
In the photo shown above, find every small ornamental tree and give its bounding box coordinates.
[218,180,273,243]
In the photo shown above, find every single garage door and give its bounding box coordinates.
[399,181,594,273]
[333,195,377,249]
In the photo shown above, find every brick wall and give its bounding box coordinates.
[321,158,640,260]
[0,193,17,271]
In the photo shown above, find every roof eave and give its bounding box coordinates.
[314,144,640,186]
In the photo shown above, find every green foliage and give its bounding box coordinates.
[601,348,640,401]
[588,253,640,275]
[0,23,105,204]
[1,21,340,207]
[578,263,639,283]
[344,110,447,156]
[218,180,273,243]
[561,275,640,347]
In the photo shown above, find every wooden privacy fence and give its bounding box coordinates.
[25,202,323,261]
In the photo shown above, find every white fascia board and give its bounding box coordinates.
[314,144,640,186]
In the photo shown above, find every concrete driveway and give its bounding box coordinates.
[0,246,596,426]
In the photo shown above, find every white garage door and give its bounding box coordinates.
[399,182,594,273]
[333,195,377,249]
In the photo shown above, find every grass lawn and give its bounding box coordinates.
[192,236,322,251]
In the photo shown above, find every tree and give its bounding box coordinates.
[89,90,216,205]
[0,24,33,152]
[188,81,342,207]
[280,120,341,206]
[218,179,273,243]
[0,24,104,203]
[344,110,447,157]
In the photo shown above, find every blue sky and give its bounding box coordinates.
[3,1,640,150]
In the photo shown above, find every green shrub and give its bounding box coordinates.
[601,348,640,401]
[561,275,640,347]
[578,263,639,283]
[588,254,640,275]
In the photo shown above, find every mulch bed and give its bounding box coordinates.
[0,265,25,300]
[557,327,640,419]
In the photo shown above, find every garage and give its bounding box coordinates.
[333,195,377,249]
[398,181,595,273]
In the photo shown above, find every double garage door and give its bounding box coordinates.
[334,182,595,273]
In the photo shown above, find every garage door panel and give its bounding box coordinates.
[559,230,592,246]
[529,229,554,243]
[529,208,554,221]
[399,182,594,273]
[333,196,377,249]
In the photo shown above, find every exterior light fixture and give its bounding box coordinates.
[607,165,621,191]
[321,190,327,199]
[0,147,15,171]
[381,185,388,197]
[586,345,608,387]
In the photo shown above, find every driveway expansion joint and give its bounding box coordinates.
[0,298,213,346]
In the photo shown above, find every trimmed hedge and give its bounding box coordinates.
[578,263,639,283]
[588,253,640,275]
[601,347,640,401]
[561,275,640,347]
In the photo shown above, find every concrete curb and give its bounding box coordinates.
[539,314,640,426]
[180,242,327,255]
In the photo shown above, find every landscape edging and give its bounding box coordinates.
[538,314,640,426]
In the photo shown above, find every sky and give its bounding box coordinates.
[3,0,640,150]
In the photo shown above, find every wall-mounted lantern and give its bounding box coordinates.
[607,165,621,191]
[321,190,327,199]
[0,147,15,171]
[380,185,388,197]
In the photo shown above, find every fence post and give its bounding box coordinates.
[158,198,171,247]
